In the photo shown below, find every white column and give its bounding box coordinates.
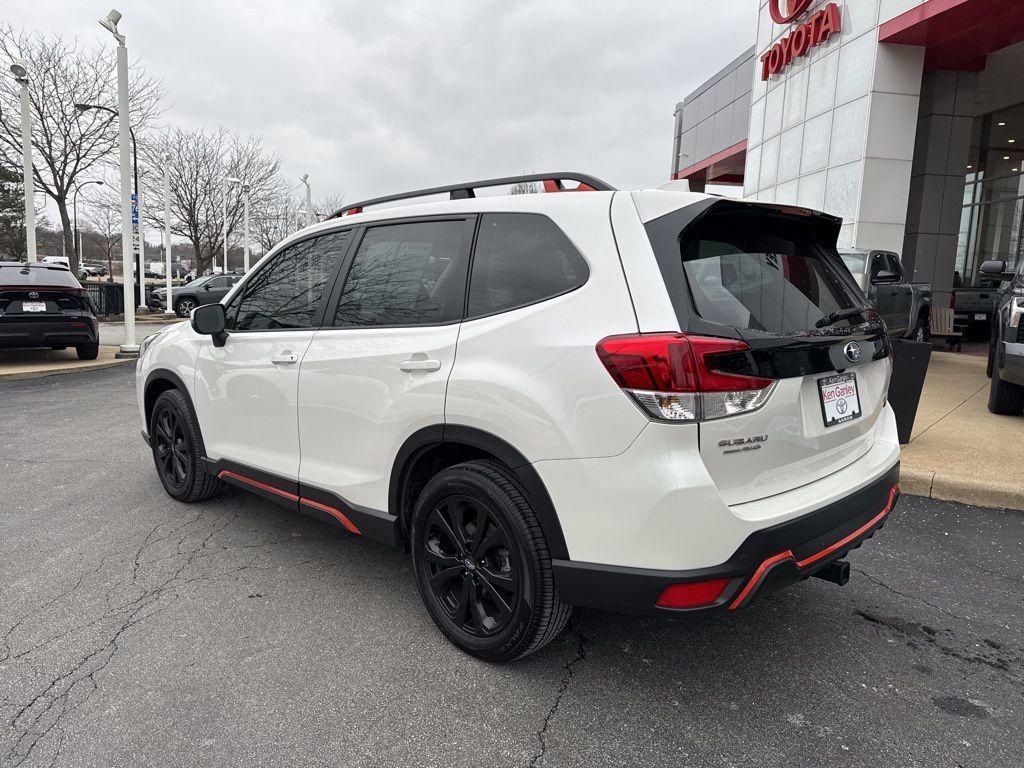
[17,74,36,262]
[115,40,137,354]
[242,185,250,272]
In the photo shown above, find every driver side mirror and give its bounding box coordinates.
[872,270,899,284]
[980,260,1014,280]
[191,303,228,348]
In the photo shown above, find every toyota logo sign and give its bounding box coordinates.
[768,0,812,24]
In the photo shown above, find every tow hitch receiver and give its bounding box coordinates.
[812,560,850,586]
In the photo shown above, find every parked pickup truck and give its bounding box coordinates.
[840,249,932,341]
[980,259,1024,415]
[952,278,1000,341]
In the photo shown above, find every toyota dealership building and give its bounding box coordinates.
[671,0,1024,303]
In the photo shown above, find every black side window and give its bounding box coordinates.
[206,276,229,290]
[229,231,348,330]
[467,213,588,319]
[333,220,472,327]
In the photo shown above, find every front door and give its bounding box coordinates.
[193,231,350,480]
[298,217,475,514]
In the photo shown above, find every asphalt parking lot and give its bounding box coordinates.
[1,366,1022,768]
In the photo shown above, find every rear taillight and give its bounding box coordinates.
[596,333,777,423]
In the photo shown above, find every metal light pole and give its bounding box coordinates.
[242,183,251,273]
[161,153,174,314]
[301,173,313,227]
[72,180,104,268]
[9,60,36,262]
[96,9,137,355]
[221,176,241,275]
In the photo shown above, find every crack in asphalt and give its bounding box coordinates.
[528,618,588,768]
[0,497,260,767]
[852,567,976,624]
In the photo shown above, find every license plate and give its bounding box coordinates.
[974,313,987,321]
[22,301,46,312]
[818,372,862,428]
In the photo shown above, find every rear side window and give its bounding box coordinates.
[679,216,859,333]
[467,214,588,319]
[333,220,472,327]
[229,230,348,330]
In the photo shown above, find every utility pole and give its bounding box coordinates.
[10,60,35,262]
[301,173,313,227]
[242,183,250,273]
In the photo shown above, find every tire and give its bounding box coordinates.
[410,460,571,662]
[76,343,99,360]
[913,314,930,343]
[149,389,224,502]
[988,367,1024,415]
[174,297,197,317]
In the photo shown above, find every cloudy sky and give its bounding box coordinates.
[11,0,755,204]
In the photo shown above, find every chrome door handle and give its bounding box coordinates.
[399,358,441,373]
[271,353,299,366]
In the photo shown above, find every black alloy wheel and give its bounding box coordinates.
[153,401,190,496]
[421,494,521,637]
[411,461,572,662]
[149,389,223,502]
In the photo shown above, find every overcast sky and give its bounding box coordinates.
[11,0,755,205]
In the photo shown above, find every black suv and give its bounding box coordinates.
[149,274,242,317]
[981,258,1024,414]
[0,262,100,359]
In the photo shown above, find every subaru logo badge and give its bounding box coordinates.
[28,291,39,299]
[844,341,862,363]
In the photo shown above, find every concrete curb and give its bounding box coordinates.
[901,466,1024,512]
[0,355,135,382]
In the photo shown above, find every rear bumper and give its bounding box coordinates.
[553,462,900,614]
[0,317,98,348]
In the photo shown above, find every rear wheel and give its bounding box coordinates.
[411,460,571,662]
[913,313,930,343]
[149,389,224,502]
[76,343,99,360]
[988,368,1024,415]
[174,297,197,317]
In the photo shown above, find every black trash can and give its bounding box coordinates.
[888,339,932,445]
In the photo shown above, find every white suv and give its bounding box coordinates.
[137,173,901,661]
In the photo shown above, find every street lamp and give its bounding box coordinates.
[72,180,104,267]
[242,183,251,273]
[300,173,313,227]
[10,59,36,263]
[161,153,174,314]
[222,176,241,275]
[95,8,137,356]
[75,102,141,308]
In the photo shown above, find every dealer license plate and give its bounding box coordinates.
[818,372,862,428]
[22,301,46,312]
[974,313,987,321]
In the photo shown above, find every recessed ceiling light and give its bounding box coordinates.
[1004,156,1011,160]
[999,122,1007,126]
[967,164,974,169]
[1011,139,1017,143]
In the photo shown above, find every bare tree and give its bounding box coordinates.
[314,193,346,221]
[141,127,280,275]
[82,188,121,278]
[0,24,163,275]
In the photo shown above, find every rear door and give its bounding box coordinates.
[636,199,891,506]
[297,217,475,512]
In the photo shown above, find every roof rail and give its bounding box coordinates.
[328,172,615,219]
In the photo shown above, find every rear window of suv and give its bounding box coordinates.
[678,215,859,334]
[0,264,80,287]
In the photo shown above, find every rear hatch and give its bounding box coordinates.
[639,198,891,506]
[0,263,96,330]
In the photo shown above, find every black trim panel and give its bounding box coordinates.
[553,462,900,614]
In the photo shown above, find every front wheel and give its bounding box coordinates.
[988,367,1024,415]
[174,297,197,317]
[149,389,224,502]
[411,461,571,662]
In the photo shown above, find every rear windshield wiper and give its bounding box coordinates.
[815,307,867,328]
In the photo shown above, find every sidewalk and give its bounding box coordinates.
[900,350,1024,511]
[0,346,134,381]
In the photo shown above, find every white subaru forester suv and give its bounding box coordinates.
[137,173,900,662]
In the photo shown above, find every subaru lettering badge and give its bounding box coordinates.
[844,341,862,363]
